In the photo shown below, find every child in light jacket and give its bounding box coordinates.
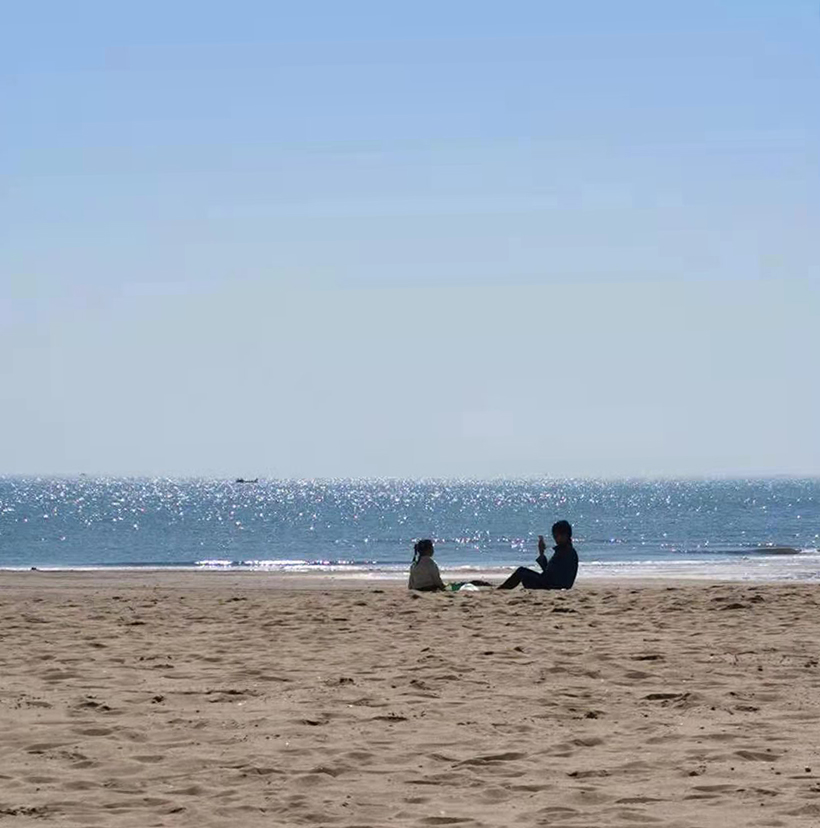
[408,539,446,592]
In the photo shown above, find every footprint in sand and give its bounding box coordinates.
[73,727,114,737]
[734,749,781,761]
[61,780,98,791]
[457,752,526,766]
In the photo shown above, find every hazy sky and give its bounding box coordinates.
[2,1,819,478]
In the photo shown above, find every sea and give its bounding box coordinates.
[1,477,818,582]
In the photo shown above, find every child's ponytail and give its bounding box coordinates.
[413,539,433,563]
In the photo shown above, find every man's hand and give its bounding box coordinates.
[536,535,549,572]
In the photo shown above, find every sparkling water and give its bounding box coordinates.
[1,477,818,581]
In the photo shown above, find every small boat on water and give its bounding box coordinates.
[235,478,259,484]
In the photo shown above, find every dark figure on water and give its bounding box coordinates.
[497,520,578,590]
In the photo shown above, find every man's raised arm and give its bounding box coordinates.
[536,535,549,573]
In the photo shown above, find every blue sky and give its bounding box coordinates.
[2,1,819,477]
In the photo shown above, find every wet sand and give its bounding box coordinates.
[1,572,819,826]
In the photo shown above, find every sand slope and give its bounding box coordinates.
[1,575,819,826]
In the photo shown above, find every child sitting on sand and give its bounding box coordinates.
[408,539,446,592]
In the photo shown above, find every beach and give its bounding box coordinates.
[1,572,819,827]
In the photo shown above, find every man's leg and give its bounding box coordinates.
[518,568,548,589]
[497,567,526,589]
[497,567,546,590]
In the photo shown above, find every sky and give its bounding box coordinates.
[2,1,819,478]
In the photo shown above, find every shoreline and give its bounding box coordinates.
[1,567,818,591]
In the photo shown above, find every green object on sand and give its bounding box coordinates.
[448,581,493,592]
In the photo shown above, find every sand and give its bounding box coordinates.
[1,573,819,827]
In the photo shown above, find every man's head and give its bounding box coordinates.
[551,520,572,546]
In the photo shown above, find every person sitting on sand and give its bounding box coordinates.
[497,520,578,590]
[408,539,446,592]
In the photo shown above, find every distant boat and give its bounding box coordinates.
[235,478,259,484]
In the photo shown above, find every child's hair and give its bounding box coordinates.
[413,539,434,562]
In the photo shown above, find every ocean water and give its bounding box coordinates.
[0,477,818,581]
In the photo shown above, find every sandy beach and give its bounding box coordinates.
[1,573,819,827]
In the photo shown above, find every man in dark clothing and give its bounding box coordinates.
[497,520,578,590]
